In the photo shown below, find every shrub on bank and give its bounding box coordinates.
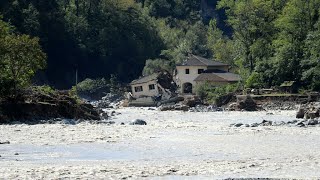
[195,82,240,104]
[76,78,109,100]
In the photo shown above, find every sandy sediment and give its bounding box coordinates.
[1,108,320,179]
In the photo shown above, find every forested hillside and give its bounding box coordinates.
[1,0,320,91]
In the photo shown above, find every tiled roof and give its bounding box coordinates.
[130,73,159,85]
[215,73,241,82]
[177,54,228,67]
[194,72,241,82]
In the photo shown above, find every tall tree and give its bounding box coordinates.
[272,0,320,84]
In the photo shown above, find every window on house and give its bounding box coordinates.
[185,69,190,74]
[134,86,143,92]
[198,69,204,74]
[149,84,155,90]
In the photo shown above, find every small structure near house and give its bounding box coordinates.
[175,54,241,94]
[129,71,177,106]
[280,81,297,93]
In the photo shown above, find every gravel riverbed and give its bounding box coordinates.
[1,108,319,179]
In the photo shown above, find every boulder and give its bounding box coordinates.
[261,120,272,126]
[129,119,147,125]
[250,123,259,127]
[234,123,243,127]
[237,96,257,111]
[307,119,318,126]
[0,141,10,144]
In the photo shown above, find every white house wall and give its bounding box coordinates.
[131,80,159,98]
[175,66,207,94]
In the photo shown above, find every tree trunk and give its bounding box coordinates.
[75,0,79,17]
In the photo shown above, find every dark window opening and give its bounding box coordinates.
[198,69,204,74]
[185,69,190,74]
[149,84,155,90]
[183,83,193,94]
[134,86,143,92]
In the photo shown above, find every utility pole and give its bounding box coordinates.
[75,68,78,94]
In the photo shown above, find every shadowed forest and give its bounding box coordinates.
[1,0,320,91]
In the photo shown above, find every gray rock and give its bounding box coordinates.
[129,119,147,125]
[234,123,243,127]
[307,119,318,126]
[238,95,257,111]
[261,120,272,126]
[296,108,305,119]
[0,141,10,144]
[250,123,259,127]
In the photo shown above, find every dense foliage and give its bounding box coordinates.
[0,18,46,96]
[0,0,320,92]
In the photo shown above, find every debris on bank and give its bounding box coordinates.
[0,89,100,124]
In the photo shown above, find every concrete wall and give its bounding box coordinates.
[131,80,159,98]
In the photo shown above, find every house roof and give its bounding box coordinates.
[177,55,228,67]
[194,72,241,82]
[130,73,159,85]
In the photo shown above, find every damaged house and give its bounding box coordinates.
[129,71,177,106]
[129,55,240,106]
[175,55,241,94]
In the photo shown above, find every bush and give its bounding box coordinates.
[142,59,173,76]
[77,78,109,94]
[195,82,240,104]
[245,72,264,88]
[32,85,55,95]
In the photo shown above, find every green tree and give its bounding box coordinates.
[218,0,281,72]
[272,0,320,85]
[1,34,46,92]
[142,58,172,75]
[207,19,236,68]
